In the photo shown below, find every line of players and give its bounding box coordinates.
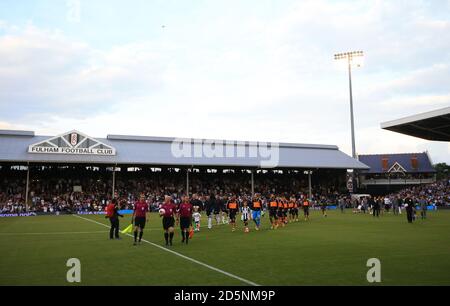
[212,194,307,232]
[129,193,314,247]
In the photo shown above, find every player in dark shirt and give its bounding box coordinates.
[160,195,177,246]
[320,197,328,217]
[302,197,310,221]
[204,194,214,229]
[251,194,263,231]
[268,195,279,229]
[283,198,289,224]
[293,197,299,222]
[288,197,295,223]
[178,195,193,244]
[220,195,229,225]
[227,196,239,232]
[190,194,203,212]
[277,197,285,227]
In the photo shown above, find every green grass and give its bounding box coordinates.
[0,209,449,285]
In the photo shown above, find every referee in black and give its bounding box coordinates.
[404,194,415,223]
[371,197,380,218]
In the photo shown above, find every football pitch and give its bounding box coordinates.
[1,210,450,286]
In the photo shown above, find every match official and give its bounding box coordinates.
[105,198,123,240]
[404,194,415,223]
[132,194,149,246]
[178,195,193,244]
[161,195,177,246]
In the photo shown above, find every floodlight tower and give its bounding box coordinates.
[334,51,364,160]
[334,51,364,193]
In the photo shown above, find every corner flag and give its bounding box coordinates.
[121,224,133,234]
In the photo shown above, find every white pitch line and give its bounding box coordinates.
[73,214,260,286]
[0,231,108,236]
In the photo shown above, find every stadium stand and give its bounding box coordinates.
[358,152,436,194]
[0,129,368,214]
[381,106,450,141]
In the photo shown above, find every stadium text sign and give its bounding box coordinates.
[29,146,114,155]
[0,212,37,218]
[27,130,116,156]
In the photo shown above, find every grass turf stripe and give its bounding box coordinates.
[73,214,260,286]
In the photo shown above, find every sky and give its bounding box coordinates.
[0,0,449,163]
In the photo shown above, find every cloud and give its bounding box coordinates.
[355,64,450,127]
[0,121,12,129]
[0,23,168,119]
[379,94,450,110]
[365,64,450,101]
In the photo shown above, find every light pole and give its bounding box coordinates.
[334,50,363,159]
[335,51,363,193]
[303,170,313,201]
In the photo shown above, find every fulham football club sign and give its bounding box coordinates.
[28,130,116,156]
[70,133,78,146]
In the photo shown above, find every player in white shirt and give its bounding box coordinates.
[241,199,252,233]
[192,206,201,232]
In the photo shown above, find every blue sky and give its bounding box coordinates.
[0,0,449,163]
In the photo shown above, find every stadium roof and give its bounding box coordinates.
[380,106,450,141]
[358,153,435,174]
[0,130,369,169]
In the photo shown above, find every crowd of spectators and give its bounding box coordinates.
[0,167,345,214]
[1,166,448,214]
[348,179,450,214]
[386,179,449,207]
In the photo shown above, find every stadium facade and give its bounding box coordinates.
[0,130,369,204]
[357,152,436,194]
[0,130,368,168]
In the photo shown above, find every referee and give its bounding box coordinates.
[161,196,177,246]
[132,194,149,246]
[178,195,193,244]
[404,194,415,223]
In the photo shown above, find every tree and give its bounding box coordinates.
[434,163,450,180]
